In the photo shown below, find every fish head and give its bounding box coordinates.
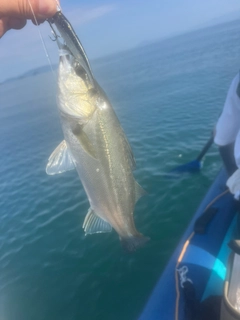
[48,11,97,120]
[57,46,96,120]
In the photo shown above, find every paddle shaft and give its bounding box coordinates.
[196,135,214,162]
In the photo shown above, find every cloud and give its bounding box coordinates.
[64,4,116,26]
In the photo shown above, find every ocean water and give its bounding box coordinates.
[1,19,240,320]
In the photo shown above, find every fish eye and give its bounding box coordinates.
[88,88,98,97]
[74,62,86,78]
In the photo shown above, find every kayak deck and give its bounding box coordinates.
[139,168,237,320]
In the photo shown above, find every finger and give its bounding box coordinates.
[32,17,46,25]
[0,0,57,20]
[0,16,27,37]
[0,17,9,37]
[9,17,27,30]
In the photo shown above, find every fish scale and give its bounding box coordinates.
[46,11,149,252]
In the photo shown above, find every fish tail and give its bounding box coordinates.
[120,234,150,252]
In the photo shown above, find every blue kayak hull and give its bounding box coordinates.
[139,168,237,320]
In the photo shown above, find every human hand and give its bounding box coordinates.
[0,0,57,37]
[226,168,240,200]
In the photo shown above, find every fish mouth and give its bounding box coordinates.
[47,11,95,86]
[58,47,74,72]
[58,48,89,86]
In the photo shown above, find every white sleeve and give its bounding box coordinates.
[214,74,240,146]
[226,168,240,199]
[234,130,240,168]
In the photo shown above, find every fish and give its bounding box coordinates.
[46,11,149,252]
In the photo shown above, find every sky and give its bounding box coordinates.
[1,0,240,83]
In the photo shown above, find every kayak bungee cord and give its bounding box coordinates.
[174,188,230,320]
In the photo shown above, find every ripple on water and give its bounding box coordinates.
[1,20,239,320]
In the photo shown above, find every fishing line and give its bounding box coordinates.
[27,0,58,78]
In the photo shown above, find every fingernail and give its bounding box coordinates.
[38,0,57,18]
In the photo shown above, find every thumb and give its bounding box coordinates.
[0,0,57,19]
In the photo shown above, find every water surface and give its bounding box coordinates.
[1,19,240,320]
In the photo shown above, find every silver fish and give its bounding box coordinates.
[47,12,149,251]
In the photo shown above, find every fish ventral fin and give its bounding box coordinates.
[135,181,147,203]
[46,140,75,175]
[83,208,112,234]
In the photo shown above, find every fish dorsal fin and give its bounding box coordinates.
[83,208,112,234]
[46,140,75,175]
[135,181,147,203]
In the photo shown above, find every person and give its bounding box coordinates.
[0,0,57,37]
[214,73,240,199]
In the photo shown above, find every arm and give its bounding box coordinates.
[219,142,237,176]
[214,74,240,176]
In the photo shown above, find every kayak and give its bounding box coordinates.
[138,168,239,320]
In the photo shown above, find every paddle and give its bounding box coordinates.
[171,134,214,173]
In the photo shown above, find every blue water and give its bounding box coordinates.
[1,19,240,320]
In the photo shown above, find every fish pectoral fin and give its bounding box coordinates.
[46,140,75,175]
[83,208,112,234]
[72,124,97,159]
[135,181,147,203]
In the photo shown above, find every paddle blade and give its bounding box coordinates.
[170,159,202,173]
